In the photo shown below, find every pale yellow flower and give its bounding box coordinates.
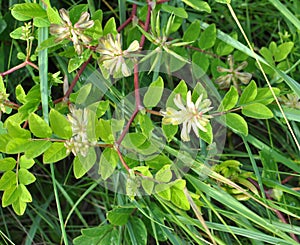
[161,91,213,141]
[96,34,139,77]
[50,9,94,55]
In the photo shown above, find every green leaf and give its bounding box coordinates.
[49,109,72,139]
[18,168,36,185]
[155,165,172,183]
[146,154,173,169]
[9,26,23,40]
[143,76,164,108]
[2,185,18,207]
[255,87,280,105]
[33,17,50,27]
[137,114,154,138]
[6,138,30,154]
[15,85,27,104]
[170,187,190,210]
[122,133,147,150]
[103,17,117,36]
[95,100,109,118]
[69,4,88,24]
[68,56,85,73]
[46,6,61,24]
[19,155,35,169]
[192,52,209,78]
[198,24,216,50]
[0,158,16,172]
[0,171,16,190]
[166,80,188,108]
[198,123,213,144]
[107,207,134,226]
[43,142,69,163]
[274,42,294,62]
[12,197,27,216]
[182,0,211,13]
[155,183,171,200]
[76,148,96,178]
[238,80,257,105]
[161,5,188,18]
[218,86,238,111]
[98,119,114,143]
[183,20,201,42]
[12,184,32,215]
[216,32,237,56]
[11,3,47,21]
[242,103,273,119]
[28,113,52,138]
[6,121,31,139]
[25,140,52,159]
[99,148,119,180]
[127,218,147,245]
[215,0,231,3]
[70,83,92,104]
[162,124,178,142]
[224,113,248,136]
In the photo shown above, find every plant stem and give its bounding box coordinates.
[0,60,38,77]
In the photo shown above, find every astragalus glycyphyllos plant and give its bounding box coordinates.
[0,1,299,244]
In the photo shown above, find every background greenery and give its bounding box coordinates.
[0,0,299,244]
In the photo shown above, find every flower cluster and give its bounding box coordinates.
[64,106,96,157]
[215,55,252,90]
[50,9,94,55]
[96,34,139,77]
[20,22,34,41]
[161,91,213,142]
[280,93,300,109]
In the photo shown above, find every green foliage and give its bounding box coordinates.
[0,0,299,244]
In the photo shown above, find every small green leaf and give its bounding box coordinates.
[138,114,154,138]
[68,56,85,73]
[43,142,69,163]
[2,185,18,207]
[71,83,92,105]
[15,85,27,104]
[122,133,147,150]
[69,4,88,24]
[76,148,96,178]
[33,17,50,27]
[107,207,134,226]
[0,158,16,172]
[103,17,117,36]
[182,0,211,13]
[224,113,248,136]
[49,109,72,139]
[255,87,280,105]
[19,155,35,169]
[18,168,36,185]
[25,140,52,159]
[161,5,188,18]
[238,80,257,105]
[11,3,47,21]
[19,184,32,202]
[155,183,171,200]
[28,113,52,138]
[146,155,173,169]
[99,148,119,180]
[95,100,109,118]
[162,124,178,142]
[10,26,23,40]
[98,119,114,143]
[6,121,31,139]
[170,187,190,210]
[143,76,164,108]
[155,165,172,183]
[192,52,209,78]
[46,6,61,24]
[242,103,273,119]
[198,123,213,144]
[166,80,188,108]
[12,197,27,216]
[6,138,30,154]
[218,86,238,111]
[274,42,294,62]
[183,20,201,42]
[198,24,216,50]
[0,171,16,190]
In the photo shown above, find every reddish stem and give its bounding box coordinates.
[116,146,130,171]
[0,60,38,77]
[117,4,137,33]
[281,174,295,184]
[140,3,152,48]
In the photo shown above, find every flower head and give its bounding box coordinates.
[161,91,213,142]
[280,93,300,109]
[215,55,252,90]
[96,34,139,77]
[50,8,94,55]
[64,106,96,157]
